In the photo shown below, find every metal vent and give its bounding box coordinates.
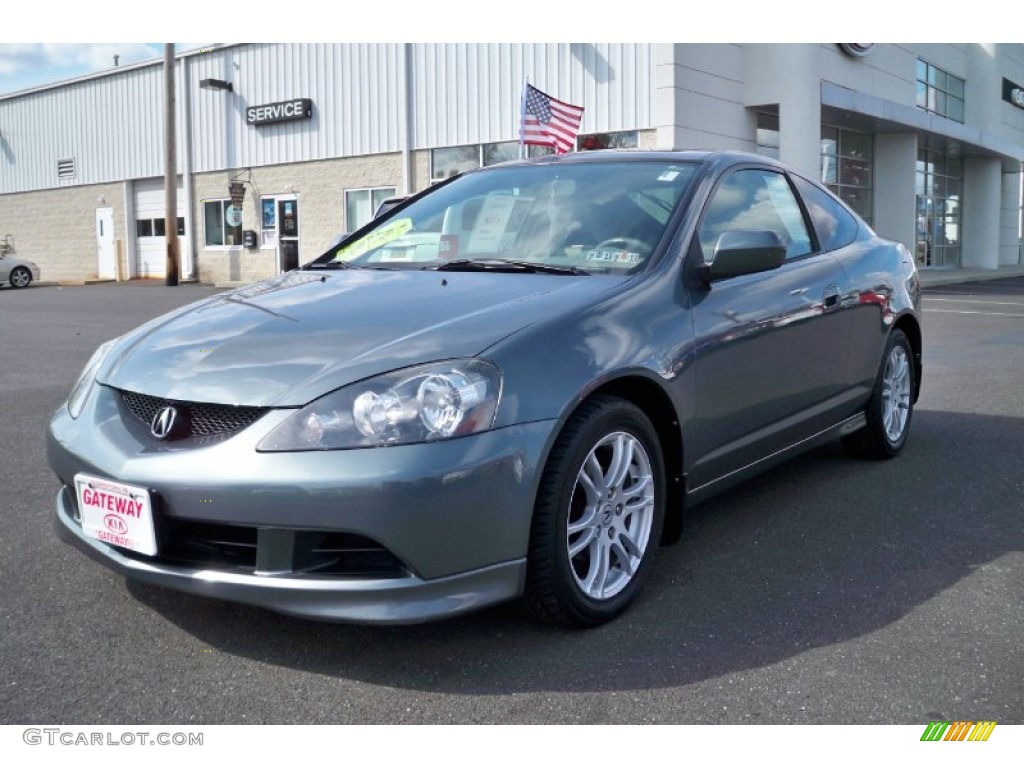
[57,158,76,179]
[119,390,267,439]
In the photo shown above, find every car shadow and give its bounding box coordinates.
[127,407,1024,695]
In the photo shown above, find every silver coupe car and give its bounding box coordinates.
[47,150,922,627]
[0,253,41,288]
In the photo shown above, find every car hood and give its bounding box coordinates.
[100,269,628,406]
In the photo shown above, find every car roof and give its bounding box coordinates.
[480,148,792,174]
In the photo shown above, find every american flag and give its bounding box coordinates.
[519,83,584,154]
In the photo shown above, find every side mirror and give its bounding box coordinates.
[701,230,786,282]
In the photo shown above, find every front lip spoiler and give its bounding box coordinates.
[54,488,526,625]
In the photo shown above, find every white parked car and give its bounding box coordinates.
[0,254,41,288]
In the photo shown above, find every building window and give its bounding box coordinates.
[578,130,638,151]
[136,217,184,238]
[204,200,242,247]
[431,145,480,181]
[915,148,962,268]
[756,114,780,159]
[431,142,555,182]
[345,187,398,232]
[482,141,521,167]
[916,60,965,123]
[821,127,873,224]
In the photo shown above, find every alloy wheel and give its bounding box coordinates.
[567,431,655,601]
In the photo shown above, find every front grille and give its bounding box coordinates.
[154,518,408,578]
[158,518,259,570]
[119,390,267,439]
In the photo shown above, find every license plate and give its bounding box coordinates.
[74,473,157,556]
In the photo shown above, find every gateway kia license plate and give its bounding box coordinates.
[74,474,157,556]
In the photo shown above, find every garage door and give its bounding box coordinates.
[134,178,188,278]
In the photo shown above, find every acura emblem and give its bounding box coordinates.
[150,406,179,440]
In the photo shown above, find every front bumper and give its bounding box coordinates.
[47,385,555,623]
[54,488,526,624]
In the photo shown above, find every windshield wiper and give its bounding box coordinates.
[427,258,589,276]
[307,261,361,269]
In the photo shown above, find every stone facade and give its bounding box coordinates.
[191,152,410,285]
[0,181,126,283]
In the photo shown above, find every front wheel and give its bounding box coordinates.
[524,395,665,627]
[9,266,32,289]
[843,329,915,459]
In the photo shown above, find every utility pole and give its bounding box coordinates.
[164,44,180,286]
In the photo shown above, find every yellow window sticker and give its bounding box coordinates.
[333,218,414,262]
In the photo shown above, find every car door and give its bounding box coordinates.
[0,257,9,283]
[685,166,854,490]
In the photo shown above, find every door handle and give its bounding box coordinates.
[823,284,840,310]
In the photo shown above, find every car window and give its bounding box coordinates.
[321,161,699,274]
[698,168,812,262]
[791,175,860,253]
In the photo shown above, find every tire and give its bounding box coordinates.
[524,395,666,627]
[843,329,914,459]
[9,266,32,289]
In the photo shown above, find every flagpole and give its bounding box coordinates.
[519,77,529,159]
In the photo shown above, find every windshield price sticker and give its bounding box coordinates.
[74,474,157,556]
[333,218,413,262]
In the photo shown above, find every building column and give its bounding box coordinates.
[873,134,917,252]
[744,44,821,177]
[962,158,1001,270]
[1000,168,1023,266]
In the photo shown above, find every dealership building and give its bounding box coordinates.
[1,43,1022,284]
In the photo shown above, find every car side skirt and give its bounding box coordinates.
[685,411,867,505]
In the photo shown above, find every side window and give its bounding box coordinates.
[698,169,812,262]
[791,175,860,253]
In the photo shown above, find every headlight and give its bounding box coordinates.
[257,360,501,451]
[67,339,118,419]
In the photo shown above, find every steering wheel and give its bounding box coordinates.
[593,237,651,253]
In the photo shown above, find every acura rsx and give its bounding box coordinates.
[47,150,922,627]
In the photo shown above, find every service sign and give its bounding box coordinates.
[74,474,157,556]
[246,98,314,126]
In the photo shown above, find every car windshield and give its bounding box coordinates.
[312,160,699,274]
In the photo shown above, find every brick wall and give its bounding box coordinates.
[191,152,408,284]
[0,182,125,283]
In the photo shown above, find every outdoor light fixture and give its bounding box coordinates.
[199,78,233,92]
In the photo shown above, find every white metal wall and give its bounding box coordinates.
[189,43,406,173]
[1,43,655,195]
[409,43,653,149]
[0,60,189,194]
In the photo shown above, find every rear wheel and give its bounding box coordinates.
[525,395,665,627]
[9,266,31,289]
[843,329,914,459]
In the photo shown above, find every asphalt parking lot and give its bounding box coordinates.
[1,278,1022,725]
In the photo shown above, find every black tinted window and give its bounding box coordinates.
[792,175,860,253]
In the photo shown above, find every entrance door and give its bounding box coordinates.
[96,207,115,279]
[277,197,299,273]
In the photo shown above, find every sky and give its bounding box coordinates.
[0,2,1003,98]
[0,44,208,95]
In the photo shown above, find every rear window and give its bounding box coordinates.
[792,175,860,253]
